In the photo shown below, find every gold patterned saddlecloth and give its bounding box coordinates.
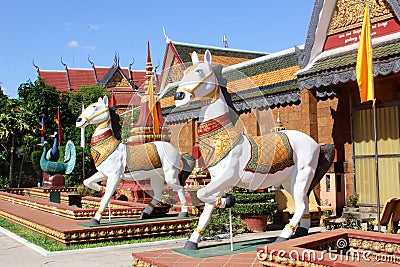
[90,129,120,167]
[125,143,162,172]
[198,114,242,168]
[244,132,294,174]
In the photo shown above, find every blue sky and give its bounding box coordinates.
[1,1,314,99]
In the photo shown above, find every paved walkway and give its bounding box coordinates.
[0,225,325,267]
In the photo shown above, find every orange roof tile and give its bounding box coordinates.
[227,66,300,93]
[197,54,250,67]
[160,96,175,109]
[68,69,97,90]
[39,71,69,92]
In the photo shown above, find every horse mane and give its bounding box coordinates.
[109,108,121,140]
[212,64,239,124]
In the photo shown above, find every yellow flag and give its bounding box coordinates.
[147,76,160,134]
[356,3,374,103]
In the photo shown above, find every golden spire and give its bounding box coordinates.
[272,111,285,132]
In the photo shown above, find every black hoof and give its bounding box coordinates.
[275,236,289,243]
[224,194,236,208]
[178,211,189,218]
[89,218,100,225]
[184,240,198,250]
[292,227,308,238]
[140,212,151,219]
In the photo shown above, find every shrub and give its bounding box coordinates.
[232,202,278,216]
[230,191,278,216]
[191,208,247,237]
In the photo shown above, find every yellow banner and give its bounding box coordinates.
[356,3,374,103]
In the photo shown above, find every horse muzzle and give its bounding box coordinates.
[76,117,87,128]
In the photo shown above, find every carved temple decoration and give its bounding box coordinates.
[107,71,131,88]
[328,0,394,35]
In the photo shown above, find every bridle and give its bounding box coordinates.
[178,67,220,103]
[80,105,110,126]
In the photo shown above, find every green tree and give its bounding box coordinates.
[0,99,33,186]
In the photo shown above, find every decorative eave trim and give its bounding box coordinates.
[298,56,400,91]
[233,90,300,112]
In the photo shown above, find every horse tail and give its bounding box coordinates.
[307,144,335,196]
[178,153,195,187]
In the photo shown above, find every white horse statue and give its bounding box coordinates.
[174,50,334,250]
[76,96,194,225]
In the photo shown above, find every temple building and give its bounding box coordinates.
[159,0,400,213]
[35,54,148,112]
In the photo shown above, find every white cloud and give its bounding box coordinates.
[84,45,96,50]
[67,41,79,48]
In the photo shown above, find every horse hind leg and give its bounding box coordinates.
[168,183,189,218]
[276,167,315,242]
[140,176,164,219]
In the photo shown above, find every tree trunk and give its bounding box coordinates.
[8,134,14,186]
[18,153,25,188]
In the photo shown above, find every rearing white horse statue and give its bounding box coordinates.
[174,50,334,250]
[76,96,194,225]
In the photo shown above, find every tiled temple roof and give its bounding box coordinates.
[161,47,302,123]
[172,41,267,66]
[297,36,400,90]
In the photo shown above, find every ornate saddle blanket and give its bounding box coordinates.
[125,143,162,172]
[244,132,294,174]
[198,114,242,168]
[90,129,120,167]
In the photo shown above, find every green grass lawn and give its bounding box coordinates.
[0,218,187,252]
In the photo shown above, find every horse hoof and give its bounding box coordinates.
[275,236,288,243]
[178,211,189,218]
[90,218,100,225]
[184,240,198,250]
[292,227,308,238]
[140,212,151,219]
[224,194,236,208]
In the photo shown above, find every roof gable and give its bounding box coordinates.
[172,41,267,66]
[299,0,400,70]
[159,40,268,91]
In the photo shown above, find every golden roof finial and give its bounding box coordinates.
[272,111,285,132]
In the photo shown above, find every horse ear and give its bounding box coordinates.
[98,97,102,103]
[191,51,199,65]
[103,96,109,106]
[204,50,212,65]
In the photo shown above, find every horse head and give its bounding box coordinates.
[174,50,220,107]
[76,96,110,128]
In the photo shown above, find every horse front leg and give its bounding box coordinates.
[83,171,107,193]
[184,171,237,250]
[90,174,122,225]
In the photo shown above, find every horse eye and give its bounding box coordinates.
[195,69,202,74]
